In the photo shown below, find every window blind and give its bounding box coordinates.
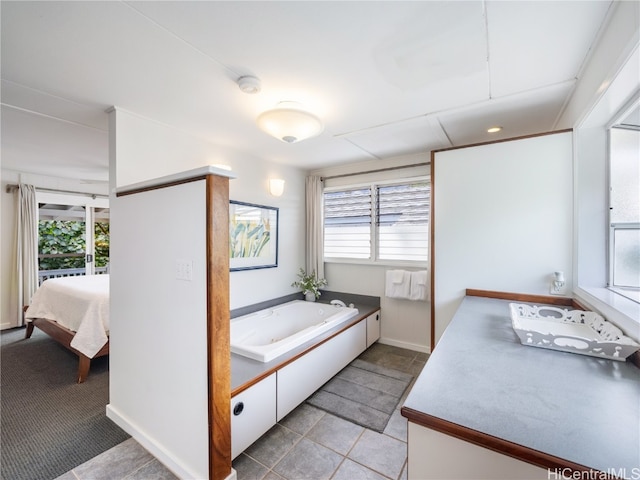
[377,182,429,261]
[324,188,372,259]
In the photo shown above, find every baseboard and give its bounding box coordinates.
[378,337,431,354]
[106,404,204,480]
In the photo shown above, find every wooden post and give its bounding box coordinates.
[206,174,231,480]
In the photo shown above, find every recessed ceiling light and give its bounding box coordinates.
[487,126,502,133]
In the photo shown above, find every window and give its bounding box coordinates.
[608,126,640,300]
[36,192,110,284]
[324,179,429,263]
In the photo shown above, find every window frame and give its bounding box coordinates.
[607,124,640,302]
[323,175,430,267]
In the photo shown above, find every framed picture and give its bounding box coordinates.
[229,200,279,271]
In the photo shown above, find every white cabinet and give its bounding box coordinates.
[276,321,366,421]
[231,373,276,459]
[366,310,381,347]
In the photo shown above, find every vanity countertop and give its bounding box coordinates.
[402,295,640,474]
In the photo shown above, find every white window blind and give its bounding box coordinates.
[377,182,429,261]
[324,179,429,263]
[324,187,372,259]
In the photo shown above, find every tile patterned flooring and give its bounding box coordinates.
[57,344,427,480]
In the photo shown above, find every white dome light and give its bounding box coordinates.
[257,102,323,143]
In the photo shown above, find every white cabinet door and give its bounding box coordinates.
[231,373,276,459]
[276,321,366,421]
[366,310,381,347]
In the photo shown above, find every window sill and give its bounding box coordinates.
[325,258,429,269]
[574,286,640,342]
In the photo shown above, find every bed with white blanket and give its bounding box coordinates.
[24,274,110,383]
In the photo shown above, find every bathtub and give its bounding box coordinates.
[231,300,359,362]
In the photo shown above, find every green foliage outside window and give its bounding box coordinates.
[38,220,110,270]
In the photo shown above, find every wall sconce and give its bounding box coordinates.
[257,102,323,143]
[269,178,285,197]
[550,271,566,295]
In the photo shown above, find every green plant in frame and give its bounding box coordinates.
[229,201,278,271]
[230,215,271,258]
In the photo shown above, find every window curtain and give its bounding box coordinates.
[14,183,39,326]
[305,175,324,280]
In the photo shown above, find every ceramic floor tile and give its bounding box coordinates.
[73,437,153,480]
[348,429,407,479]
[54,471,77,480]
[332,459,388,480]
[305,413,364,455]
[278,403,325,435]
[233,453,268,480]
[125,459,179,479]
[383,408,408,442]
[244,424,301,469]
[399,461,408,480]
[263,471,285,480]
[272,438,342,480]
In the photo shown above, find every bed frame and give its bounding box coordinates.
[24,307,109,383]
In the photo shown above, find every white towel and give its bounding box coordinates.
[385,270,411,299]
[409,270,429,301]
[391,269,404,284]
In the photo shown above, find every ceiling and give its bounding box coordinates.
[1,1,615,183]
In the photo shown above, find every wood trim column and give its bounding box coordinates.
[206,174,231,480]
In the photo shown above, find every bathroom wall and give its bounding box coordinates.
[432,131,573,343]
[110,107,306,309]
[310,153,431,353]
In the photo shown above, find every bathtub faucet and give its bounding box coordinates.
[330,299,346,307]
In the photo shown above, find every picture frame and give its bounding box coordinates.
[229,200,279,271]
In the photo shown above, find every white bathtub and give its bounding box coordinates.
[231,300,359,362]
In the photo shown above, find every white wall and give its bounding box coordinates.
[0,170,108,329]
[108,179,210,479]
[557,0,640,339]
[311,153,431,353]
[110,108,306,310]
[433,132,573,343]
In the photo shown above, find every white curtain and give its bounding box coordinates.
[15,183,39,326]
[305,175,325,281]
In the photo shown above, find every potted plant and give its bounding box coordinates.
[291,268,327,301]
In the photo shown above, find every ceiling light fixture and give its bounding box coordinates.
[257,101,323,143]
[237,76,261,94]
[487,126,502,133]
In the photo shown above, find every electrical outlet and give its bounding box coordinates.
[176,260,193,281]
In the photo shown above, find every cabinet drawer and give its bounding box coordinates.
[231,373,276,459]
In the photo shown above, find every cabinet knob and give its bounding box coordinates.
[376,314,379,321]
[233,401,244,416]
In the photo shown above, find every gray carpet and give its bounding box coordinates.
[1,327,129,480]
[306,358,413,432]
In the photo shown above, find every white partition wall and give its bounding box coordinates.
[432,131,573,344]
[107,178,210,479]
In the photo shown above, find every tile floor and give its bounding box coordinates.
[56,344,427,480]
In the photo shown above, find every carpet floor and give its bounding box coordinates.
[306,358,413,432]
[1,327,129,480]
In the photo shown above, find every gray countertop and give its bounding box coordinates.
[402,295,640,473]
[231,301,380,394]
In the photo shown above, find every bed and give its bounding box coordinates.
[24,274,110,383]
